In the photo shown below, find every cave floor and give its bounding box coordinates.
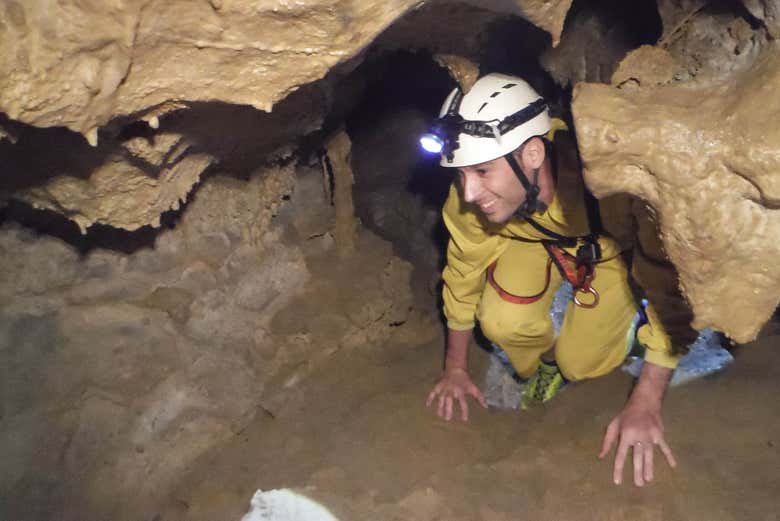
[157,317,780,521]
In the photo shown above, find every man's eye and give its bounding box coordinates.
[476,169,488,176]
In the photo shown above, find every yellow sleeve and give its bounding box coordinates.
[441,184,508,331]
[632,202,698,369]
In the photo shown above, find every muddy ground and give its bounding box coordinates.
[158,313,780,521]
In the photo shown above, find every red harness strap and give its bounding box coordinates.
[486,257,553,304]
[486,244,600,309]
[542,243,599,309]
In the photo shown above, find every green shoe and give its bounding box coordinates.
[520,361,567,409]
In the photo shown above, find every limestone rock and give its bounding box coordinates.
[18,152,212,232]
[0,0,572,141]
[741,0,780,38]
[541,8,635,86]
[120,132,187,167]
[656,1,769,83]
[0,0,574,233]
[510,0,574,46]
[177,165,296,251]
[611,45,680,87]
[572,42,780,342]
[434,54,480,92]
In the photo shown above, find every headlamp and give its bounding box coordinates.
[418,113,462,160]
[419,95,548,162]
[419,133,444,154]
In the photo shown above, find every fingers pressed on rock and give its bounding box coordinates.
[633,445,644,487]
[613,440,629,484]
[457,395,469,421]
[600,421,619,459]
[471,387,488,408]
[426,388,438,407]
[444,396,453,421]
[437,394,446,418]
[658,438,677,468]
[644,445,654,482]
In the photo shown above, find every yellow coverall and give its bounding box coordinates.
[441,149,683,381]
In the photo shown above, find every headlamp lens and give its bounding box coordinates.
[419,133,444,154]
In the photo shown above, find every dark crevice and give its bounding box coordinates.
[707,0,766,31]
[564,0,663,46]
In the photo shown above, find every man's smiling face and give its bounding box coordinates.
[457,155,527,224]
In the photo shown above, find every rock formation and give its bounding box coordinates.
[0,0,572,233]
[572,1,779,342]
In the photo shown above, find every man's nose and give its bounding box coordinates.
[461,173,481,203]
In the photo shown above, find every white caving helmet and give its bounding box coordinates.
[420,73,551,168]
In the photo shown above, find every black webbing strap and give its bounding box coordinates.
[524,218,577,247]
[459,99,548,139]
[504,152,544,217]
[503,152,531,192]
[583,186,603,237]
[520,181,604,261]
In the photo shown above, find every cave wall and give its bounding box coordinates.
[572,0,780,342]
[0,159,418,518]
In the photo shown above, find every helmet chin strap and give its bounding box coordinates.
[503,153,547,218]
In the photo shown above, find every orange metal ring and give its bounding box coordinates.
[573,286,599,308]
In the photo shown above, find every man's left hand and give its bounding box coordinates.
[599,400,677,486]
[598,361,677,486]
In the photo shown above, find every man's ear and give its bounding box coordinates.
[517,137,546,170]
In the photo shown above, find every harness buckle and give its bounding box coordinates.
[575,240,602,266]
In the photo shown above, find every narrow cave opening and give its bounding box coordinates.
[345,50,455,270]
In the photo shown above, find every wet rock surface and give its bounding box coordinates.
[154,319,780,521]
[572,23,780,342]
[0,164,419,519]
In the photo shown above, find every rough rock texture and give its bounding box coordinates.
[573,26,780,343]
[23,149,211,233]
[0,0,572,234]
[0,0,571,140]
[658,3,769,83]
[510,0,574,46]
[741,0,780,38]
[541,8,637,86]
[0,163,416,519]
[610,45,681,88]
[325,130,357,256]
[434,54,480,93]
[0,84,326,231]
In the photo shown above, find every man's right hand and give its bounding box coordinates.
[426,368,487,421]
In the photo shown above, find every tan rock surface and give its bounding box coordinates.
[572,42,780,342]
[434,54,480,93]
[19,152,212,233]
[610,45,680,87]
[0,0,572,233]
[0,0,572,140]
[509,0,574,46]
[742,0,780,38]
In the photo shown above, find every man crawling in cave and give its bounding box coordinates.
[421,73,686,487]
